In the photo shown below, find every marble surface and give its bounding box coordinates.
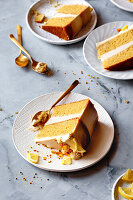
[0,0,133,199]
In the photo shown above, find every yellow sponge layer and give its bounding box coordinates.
[44,17,74,27]
[52,99,90,116]
[103,45,133,69]
[57,4,92,15]
[97,29,133,56]
[36,118,80,138]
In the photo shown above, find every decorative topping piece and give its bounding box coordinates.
[61,157,72,165]
[27,153,39,164]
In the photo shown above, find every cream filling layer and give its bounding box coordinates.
[100,41,133,61]
[96,24,133,47]
[46,114,81,125]
[52,13,77,18]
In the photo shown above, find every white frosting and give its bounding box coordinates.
[101,41,133,61]
[52,13,77,18]
[46,114,81,125]
[96,24,133,47]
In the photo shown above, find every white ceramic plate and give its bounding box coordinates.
[26,0,97,45]
[112,169,133,200]
[110,0,133,12]
[83,21,133,80]
[12,92,114,172]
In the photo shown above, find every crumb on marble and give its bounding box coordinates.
[15,112,18,114]
[10,114,13,117]
[0,108,2,111]
[80,70,83,74]
[125,100,129,104]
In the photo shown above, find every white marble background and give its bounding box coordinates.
[0,0,133,199]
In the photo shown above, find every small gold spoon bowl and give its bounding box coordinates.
[15,25,29,67]
[9,34,48,74]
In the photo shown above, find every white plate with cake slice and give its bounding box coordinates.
[26,0,97,45]
[12,92,114,172]
[83,21,133,80]
[110,0,133,12]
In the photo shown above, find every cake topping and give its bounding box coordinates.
[61,157,72,165]
[27,153,39,164]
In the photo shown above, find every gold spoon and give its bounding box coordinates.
[32,80,79,128]
[15,25,29,67]
[9,34,48,74]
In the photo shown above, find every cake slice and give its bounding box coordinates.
[35,99,98,159]
[47,99,98,137]
[42,4,93,40]
[96,25,133,71]
[35,118,89,159]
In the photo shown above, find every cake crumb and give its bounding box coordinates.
[117,28,121,32]
[85,81,88,84]
[48,161,52,163]
[15,112,18,114]
[125,100,129,104]
[23,178,26,181]
[0,108,2,111]
[43,157,47,160]
[10,114,13,117]
[88,87,90,90]
[80,70,83,74]
[29,182,32,184]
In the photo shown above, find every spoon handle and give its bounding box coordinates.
[9,34,31,60]
[17,25,22,45]
[50,80,79,110]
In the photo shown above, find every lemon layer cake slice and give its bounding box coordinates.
[96,25,133,71]
[35,118,90,159]
[42,4,92,40]
[47,99,98,138]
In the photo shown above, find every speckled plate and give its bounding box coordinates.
[26,0,97,45]
[110,0,133,12]
[12,92,114,172]
[112,169,133,200]
[83,21,133,80]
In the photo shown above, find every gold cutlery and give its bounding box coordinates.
[32,80,79,128]
[15,25,29,67]
[9,34,48,74]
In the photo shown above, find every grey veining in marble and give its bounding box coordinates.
[0,0,133,199]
